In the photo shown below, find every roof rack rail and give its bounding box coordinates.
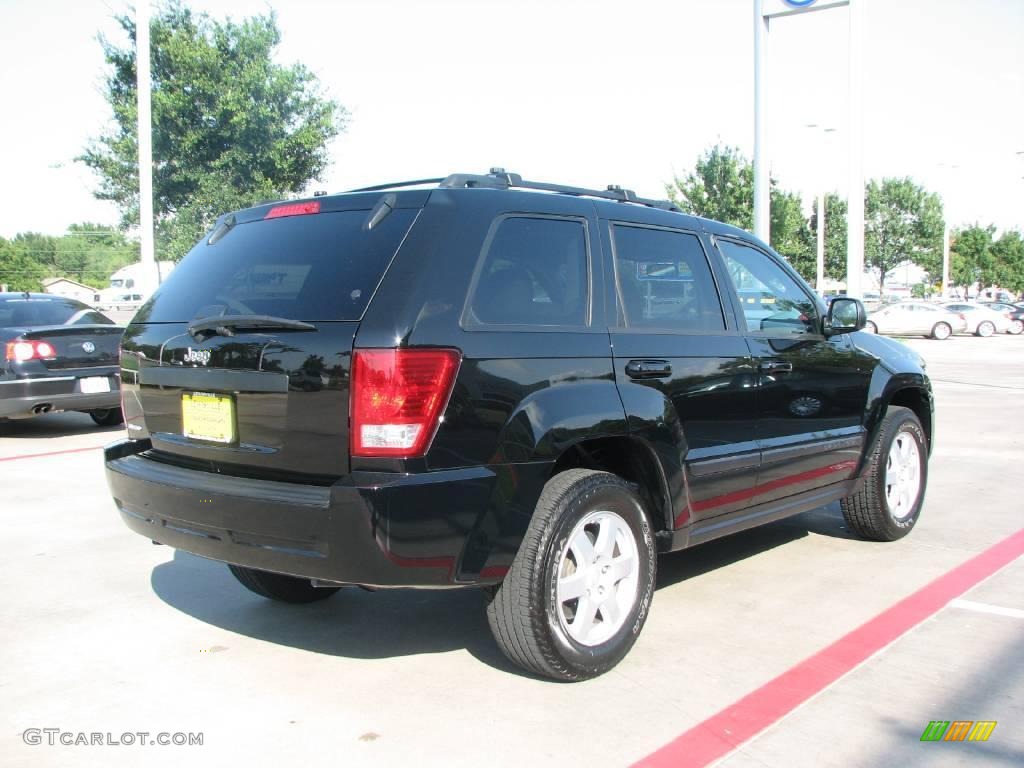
[343,169,681,212]
[440,168,681,212]
[346,177,447,193]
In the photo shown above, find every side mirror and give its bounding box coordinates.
[824,297,866,336]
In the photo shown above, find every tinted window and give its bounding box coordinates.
[73,310,115,325]
[612,226,724,331]
[467,217,588,326]
[718,239,818,335]
[0,297,90,327]
[142,208,417,322]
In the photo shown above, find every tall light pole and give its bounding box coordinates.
[136,2,155,271]
[753,0,770,242]
[805,124,838,293]
[753,0,861,297]
[845,0,864,298]
[936,163,960,297]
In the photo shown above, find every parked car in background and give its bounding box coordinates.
[0,293,124,425]
[941,303,1014,337]
[980,302,1024,335]
[863,301,967,339]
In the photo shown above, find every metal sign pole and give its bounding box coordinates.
[754,0,857,295]
[136,2,156,271]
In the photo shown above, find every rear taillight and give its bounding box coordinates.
[5,340,56,362]
[350,348,461,458]
[264,201,320,220]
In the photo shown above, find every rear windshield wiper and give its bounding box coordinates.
[187,314,317,341]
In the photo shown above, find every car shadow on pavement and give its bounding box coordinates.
[0,411,122,439]
[150,549,527,676]
[150,502,857,678]
[656,502,858,590]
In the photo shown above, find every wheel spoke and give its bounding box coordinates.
[599,595,620,628]
[571,595,599,640]
[608,552,637,584]
[570,528,596,566]
[558,570,588,602]
[899,437,912,466]
[593,516,617,560]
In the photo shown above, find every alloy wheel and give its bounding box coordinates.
[555,510,640,647]
[884,430,922,520]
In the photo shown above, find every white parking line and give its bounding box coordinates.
[949,598,1024,619]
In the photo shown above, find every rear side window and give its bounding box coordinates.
[466,216,588,327]
[0,297,90,327]
[611,225,725,331]
[141,208,417,322]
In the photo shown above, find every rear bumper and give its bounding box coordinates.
[0,371,120,418]
[105,439,535,587]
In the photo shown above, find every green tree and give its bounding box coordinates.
[810,193,848,280]
[668,145,755,229]
[79,1,346,261]
[950,225,995,298]
[667,144,814,280]
[864,178,943,292]
[0,237,47,292]
[771,188,814,280]
[991,230,1024,294]
[56,224,139,287]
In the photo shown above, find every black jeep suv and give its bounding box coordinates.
[106,170,933,681]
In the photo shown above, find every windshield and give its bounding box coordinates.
[140,208,417,322]
[0,297,111,327]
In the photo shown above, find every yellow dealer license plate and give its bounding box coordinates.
[181,391,235,444]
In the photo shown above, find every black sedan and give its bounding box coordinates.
[1,293,124,425]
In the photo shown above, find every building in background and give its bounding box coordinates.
[42,276,100,304]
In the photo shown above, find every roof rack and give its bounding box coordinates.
[346,169,681,212]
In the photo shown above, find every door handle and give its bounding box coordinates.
[760,360,793,374]
[625,360,672,379]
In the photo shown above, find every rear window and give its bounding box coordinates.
[0,297,94,327]
[141,208,417,322]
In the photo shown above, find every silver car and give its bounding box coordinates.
[863,301,968,340]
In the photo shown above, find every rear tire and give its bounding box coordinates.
[930,322,952,340]
[89,408,124,427]
[841,406,927,542]
[976,321,995,337]
[227,564,340,603]
[486,469,656,681]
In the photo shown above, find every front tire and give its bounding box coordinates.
[227,564,340,603]
[976,321,995,337]
[841,406,927,541]
[486,469,656,681]
[1007,319,1023,335]
[89,408,124,427]
[931,322,952,340]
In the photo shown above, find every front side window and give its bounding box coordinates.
[467,217,588,327]
[718,239,818,336]
[611,225,724,331]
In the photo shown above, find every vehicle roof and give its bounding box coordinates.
[0,292,75,300]
[220,171,770,251]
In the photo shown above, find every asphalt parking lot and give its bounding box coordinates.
[2,334,1022,768]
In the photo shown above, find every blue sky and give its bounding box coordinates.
[0,0,1021,239]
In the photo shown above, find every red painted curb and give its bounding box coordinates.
[633,528,1024,768]
[0,445,104,462]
